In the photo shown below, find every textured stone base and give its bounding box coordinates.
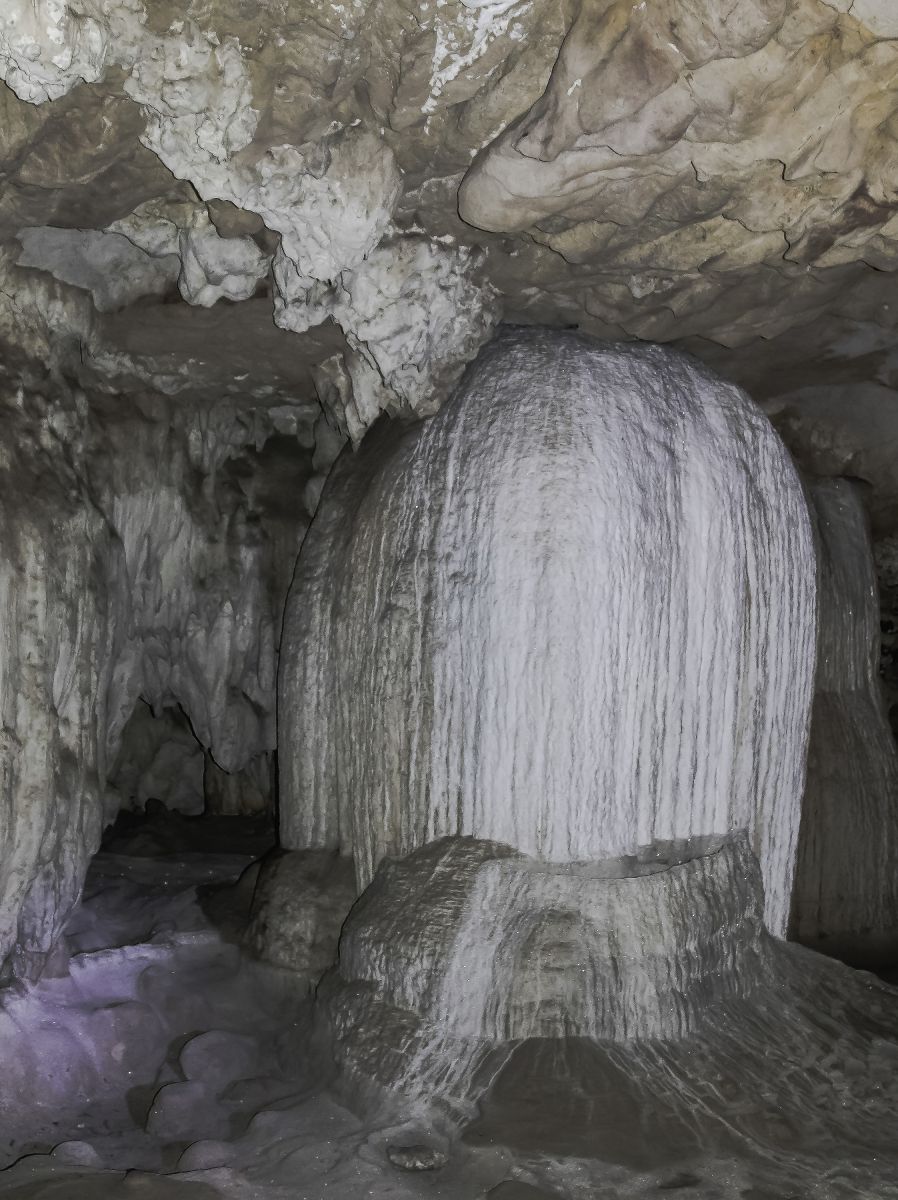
[321,833,771,1116]
[319,832,898,1191]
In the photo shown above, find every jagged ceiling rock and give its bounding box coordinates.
[2,0,898,480]
[0,81,188,240]
[16,225,180,310]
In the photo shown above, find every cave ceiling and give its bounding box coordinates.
[2,0,898,517]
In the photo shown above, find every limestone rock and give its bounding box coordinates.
[4,0,898,424]
[145,1079,229,1142]
[17,203,270,314]
[0,370,321,978]
[323,824,898,1181]
[279,237,499,443]
[203,757,271,817]
[2,0,898,1006]
[245,850,356,986]
[16,226,179,311]
[279,327,816,936]
[176,207,270,308]
[0,395,113,979]
[111,201,271,308]
[177,1140,237,1171]
[322,832,771,1108]
[111,702,205,816]
[764,382,898,536]
[0,1,110,104]
[49,1141,104,1167]
[179,1029,263,1095]
[792,479,898,965]
[386,1143,449,1171]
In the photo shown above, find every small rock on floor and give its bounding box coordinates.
[49,1142,103,1168]
[386,1144,448,1172]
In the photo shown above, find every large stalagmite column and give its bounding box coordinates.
[280,328,816,936]
[0,453,112,980]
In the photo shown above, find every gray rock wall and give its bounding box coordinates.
[792,479,898,964]
[0,396,113,979]
[0,378,323,979]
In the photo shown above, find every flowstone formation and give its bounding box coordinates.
[280,327,816,937]
[323,833,767,1113]
[0,398,111,981]
[273,331,898,1195]
[792,479,898,965]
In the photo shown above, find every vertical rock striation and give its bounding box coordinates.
[280,327,816,936]
[792,479,898,964]
[322,833,770,1113]
[0,377,326,980]
[0,397,113,979]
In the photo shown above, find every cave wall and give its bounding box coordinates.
[0,391,114,979]
[279,328,817,937]
[0,374,331,978]
[792,478,898,964]
[2,0,898,983]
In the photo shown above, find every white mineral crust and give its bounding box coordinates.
[280,328,817,936]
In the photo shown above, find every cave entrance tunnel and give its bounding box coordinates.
[105,698,277,851]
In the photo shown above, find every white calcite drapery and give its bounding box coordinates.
[323,833,770,1113]
[280,327,816,936]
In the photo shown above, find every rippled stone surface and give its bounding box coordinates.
[280,327,815,935]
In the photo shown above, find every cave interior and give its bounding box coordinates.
[2,2,898,1198]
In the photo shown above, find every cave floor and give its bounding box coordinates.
[1,819,898,1200]
[0,818,509,1200]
